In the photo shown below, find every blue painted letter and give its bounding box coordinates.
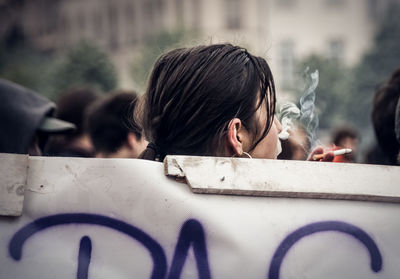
[268,221,382,279]
[168,219,211,279]
[77,236,92,279]
[9,213,167,279]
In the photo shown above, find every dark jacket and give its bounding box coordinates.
[0,79,55,154]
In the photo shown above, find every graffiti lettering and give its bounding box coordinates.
[77,236,92,279]
[168,219,211,279]
[268,221,383,279]
[8,215,383,279]
[9,213,167,279]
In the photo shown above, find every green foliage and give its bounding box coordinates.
[296,55,354,129]
[0,38,118,99]
[349,3,400,129]
[131,30,190,91]
[52,41,118,94]
[296,3,400,133]
[0,41,55,98]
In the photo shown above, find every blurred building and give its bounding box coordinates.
[0,0,397,94]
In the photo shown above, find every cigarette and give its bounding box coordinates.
[312,148,352,160]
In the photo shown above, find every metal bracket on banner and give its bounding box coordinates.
[165,155,400,203]
[0,153,29,216]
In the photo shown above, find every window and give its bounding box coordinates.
[125,3,135,21]
[280,40,295,90]
[275,0,296,9]
[94,11,103,39]
[226,0,241,30]
[108,4,119,49]
[175,0,184,26]
[143,0,155,36]
[326,0,346,7]
[153,0,164,28]
[367,0,379,20]
[328,39,345,64]
[78,12,86,32]
[125,3,137,43]
[192,0,201,30]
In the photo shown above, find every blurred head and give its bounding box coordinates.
[86,91,147,158]
[372,67,400,165]
[56,87,99,138]
[45,87,99,157]
[332,126,359,150]
[331,126,359,163]
[138,44,280,160]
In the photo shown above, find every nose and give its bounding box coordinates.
[274,116,283,133]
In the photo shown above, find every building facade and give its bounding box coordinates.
[0,0,394,94]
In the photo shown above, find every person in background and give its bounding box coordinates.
[0,79,75,155]
[45,88,99,157]
[366,67,400,165]
[330,127,359,163]
[86,91,148,158]
[137,44,333,162]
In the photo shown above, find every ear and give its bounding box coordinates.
[126,132,148,158]
[226,118,244,156]
[127,133,140,150]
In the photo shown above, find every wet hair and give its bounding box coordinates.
[138,44,276,160]
[86,91,142,154]
[372,67,400,165]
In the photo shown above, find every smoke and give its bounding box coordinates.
[299,69,320,149]
[278,103,300,140]
[277,68,321,152]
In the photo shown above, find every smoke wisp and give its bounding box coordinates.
[278,68,321,153]
[299,69,320,149]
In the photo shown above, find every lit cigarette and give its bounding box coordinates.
[312,148,352,160]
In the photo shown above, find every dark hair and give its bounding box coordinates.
[56,87,99,137]
[44,87,99,157]
[139,44,276,160]
[372,67,400,165]
[332,126,359,147]
[86,91,142,154]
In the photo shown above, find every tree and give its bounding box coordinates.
[295,55,353,130]
[52,41,118,95]
[130,30,191,91]
[348,2,400,130]
[296,2,400,135]
[0,26,55,98]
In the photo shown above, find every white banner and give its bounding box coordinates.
[1,155,400,279]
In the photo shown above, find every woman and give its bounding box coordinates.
[138,44,332,162]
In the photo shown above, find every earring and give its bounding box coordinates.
[241,152,252,159]
[233,152,252,159]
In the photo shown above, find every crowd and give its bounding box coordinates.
[1,44,399,166]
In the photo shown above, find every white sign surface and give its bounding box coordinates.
[0,154,400,279]
[0,153,28,216]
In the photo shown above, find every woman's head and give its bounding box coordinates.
[139,44,280,160]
